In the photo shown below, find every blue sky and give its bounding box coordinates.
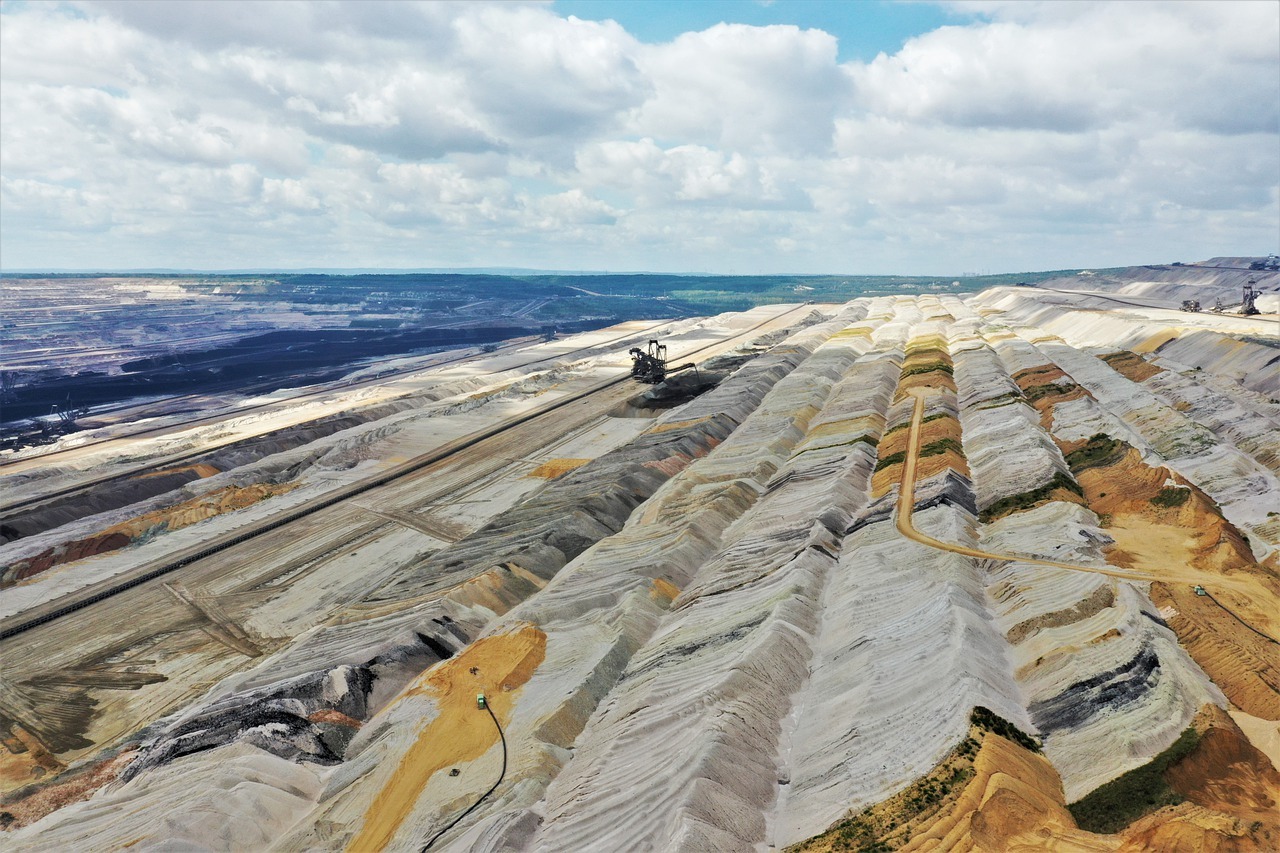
[554,1,964,62]
[1,1,1276,274]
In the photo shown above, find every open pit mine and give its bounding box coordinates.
[1,263,1279,852]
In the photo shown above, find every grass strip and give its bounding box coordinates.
[901,362,954,378]
[1022,381,1078,402]
[873,450,907,472]
[1067,727,1199,834]
[1149,486,1190,508]
[1064,432,1126,473]
[920,438,965,458]
[979,471,1084,522]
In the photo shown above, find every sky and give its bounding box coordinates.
[0,0,1277,275]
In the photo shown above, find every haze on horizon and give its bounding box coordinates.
[1,0,1277,276]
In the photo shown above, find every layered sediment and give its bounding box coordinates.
[4,274,1278,852]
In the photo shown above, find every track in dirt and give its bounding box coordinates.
[0,324,669,516]
[894,390,1279,645]
[1031,285,1280,323]
[0,336,537,471]
[0,306,814,641]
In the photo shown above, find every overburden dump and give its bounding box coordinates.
[1,262,1278,851]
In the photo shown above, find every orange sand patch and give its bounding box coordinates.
[792,706,1278,853]
[646,415,711,434]
[0,746,137,829]
[894,351,958,403]
[1166,707,1280,827]
[913,413,970,483]
[1013,365,1093,429]
[1110,707,1280,851]
[1012,365,1067,389]
[347,624,546,852]
[1149,583,1280,720]
[446,563,547,615]
[1099,351,1163,382]
[643,453,695,477]
[871,412,968,497]
[898,375,957,398]
[790,726,1115,853]
[914,449,970,483]
[0,728,56,796]
[650,577,681,602]
[135,463,221,480]
[1133,329,1180,354]
[526,458,591,479]
[870,424,910,498]
[1073,451,1280,718]
[308,709,363,728]
[917,733,1111,852]
[1117,801,1270,852]
[641,435,721,479]
[7,481,300,584]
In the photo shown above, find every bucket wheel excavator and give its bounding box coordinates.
[629,339,696,384]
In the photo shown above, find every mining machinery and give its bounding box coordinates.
[1180,300,1201,312]
[50,396,86,426]
[1241,280,1261,316]
[629,339,696,384]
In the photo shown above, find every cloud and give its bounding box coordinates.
[854,1,1279,135]
[0,0,1275,273]
[574,138,808,209]
[631,23,848,155]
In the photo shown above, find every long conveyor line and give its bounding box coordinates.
[0,304,816,640]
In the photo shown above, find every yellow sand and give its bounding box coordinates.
[527,458,591,479]
[346,624,547,852]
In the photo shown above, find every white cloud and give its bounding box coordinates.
[574,139,805,209]
[631,23,847,155]
[0,0,1275,273]
[854,2,1278,135]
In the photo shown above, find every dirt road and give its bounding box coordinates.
[893,389,1256,592]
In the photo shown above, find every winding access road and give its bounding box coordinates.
[894,390,1155,582]
[894,389,1276,603]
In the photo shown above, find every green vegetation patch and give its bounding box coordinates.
[793,434,878,456]
[1022,381,1079,402]
[1012,365,1061,382]
[1064,433,1126,473]
[976,390,1029,409]
[920,438,965,458]
[1150,486,1191,508]
[1068,726,1199,834]
[885,412,949,435]
[791,758,975,853]
[873,451,908,472]
[970,706,1041,752]
[979,471,1084,522]
[901,361,954,378]
[787,708,1040,853]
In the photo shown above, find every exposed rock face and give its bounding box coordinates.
[4,282,1278,852]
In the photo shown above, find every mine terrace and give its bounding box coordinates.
[1,258,1279,851]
